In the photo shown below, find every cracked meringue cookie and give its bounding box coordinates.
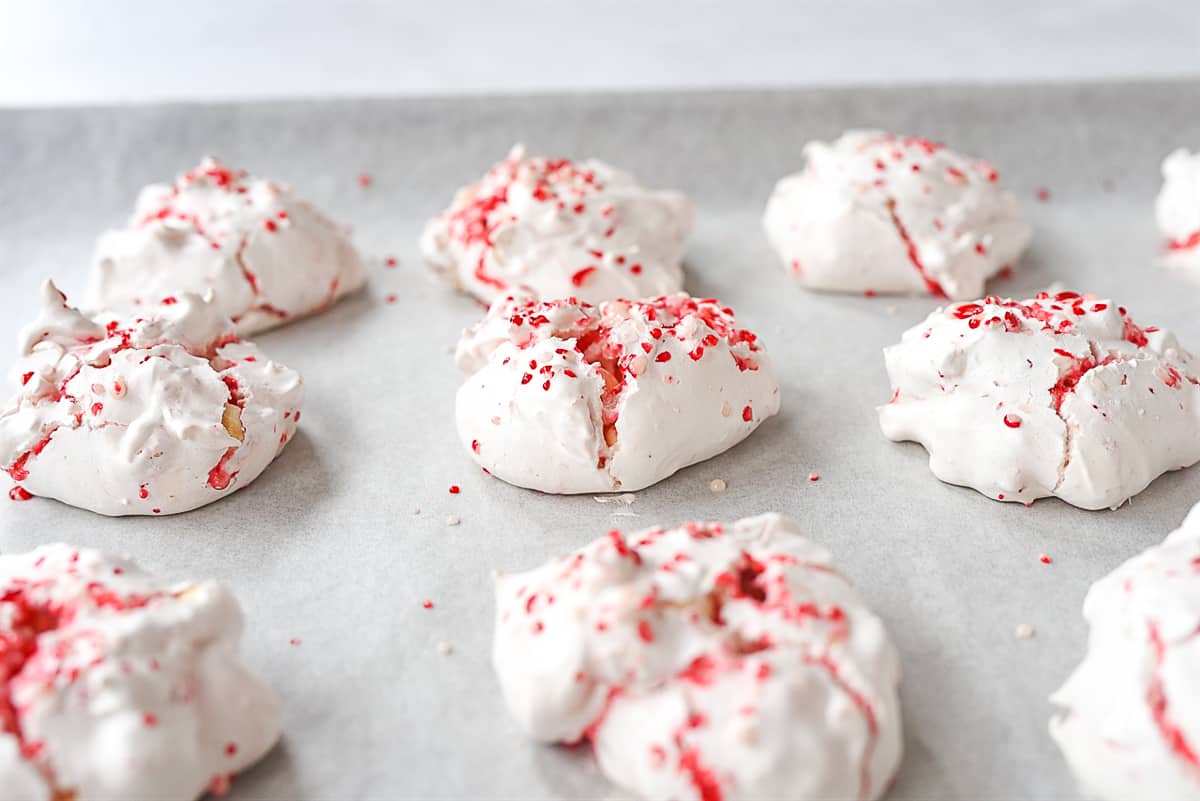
[456,293,780,493]
[420,146,692,304]
[0,543,280,800]
[878,291,1200,510]
[1051,501,1200,800]
[86,157,366,335]
[1,280,303,516]
[493,513,904,801]
[1157,148,1200,258]
[764,130,1031,299]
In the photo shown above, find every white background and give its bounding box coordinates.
[2,0,1199,106]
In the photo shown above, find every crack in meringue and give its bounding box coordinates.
[885,197,946,298]
[1147,619,1200,772]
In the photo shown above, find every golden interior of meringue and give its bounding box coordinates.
[222,403,245,441]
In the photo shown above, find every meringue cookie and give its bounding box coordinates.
[764,130,1031,299]
[0,543,280,800]
[456,292,780,493]
[878,291,1200,510]
[493,513,903,801]
[1157,148,1200,258]
[86,157,366,335]
[1,280,303,516]
[1051,501,1200,800]
[421,146,692,304]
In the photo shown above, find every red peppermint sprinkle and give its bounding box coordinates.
[1168,230,1200,252]
[571,266,598,287]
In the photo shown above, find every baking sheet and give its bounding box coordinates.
[2,80,1200,800]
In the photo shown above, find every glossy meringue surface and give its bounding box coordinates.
[1052,501,1200,800]
[456,292,780,493]
[0,543,280,800]
[493,513,903,801]
[87,157,366,335]
[1,281,303,516]
[764,130,1031,299]
[422,146,692,304]
[1157,148,1200,259]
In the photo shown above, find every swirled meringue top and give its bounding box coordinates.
[493,512,903,801]
[1,280,302,516]
[86,157,366,335]
[764,130,1031,299]
[0,543,280,800]
[456,292,780,493]
[878,291,1200,510]
[422,146,692,303]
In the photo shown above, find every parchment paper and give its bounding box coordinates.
[2,80,1200,800]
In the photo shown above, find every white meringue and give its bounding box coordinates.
[456,293,780,493]
[1157,148,1200,259]
[1,280,303,516]
[1051,501,1200,800]
[493,512,903,801]
[421,146,692,304]
[764,130,1031,299]
[0,543,280,801]
[86,157,366,335]
[878,291,1200,510]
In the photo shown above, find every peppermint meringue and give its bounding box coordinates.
[420,146,692,304]
[1,280,303,516]
[764,130,1031,299]
[878,291,1200,510]
[0,543,280,800]
[493,513,904,801]
[456,293,780,493]
[1157,148,1200,258]
[86,157,366,335]
[1051,501,1200,800]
